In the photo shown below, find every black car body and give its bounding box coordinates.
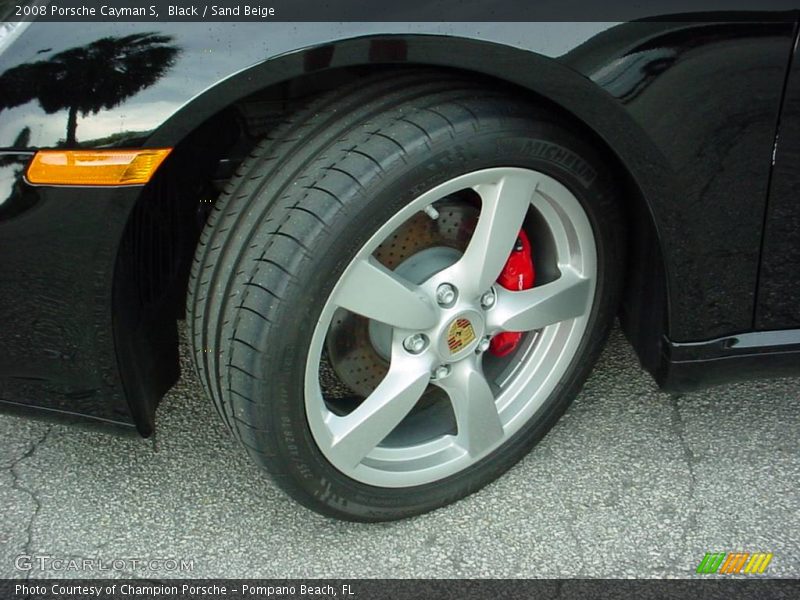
[2,9,800,441]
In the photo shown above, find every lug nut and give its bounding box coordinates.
[480,289,496,309]
[432,365,451,380]
[477,336,491,353]
[403,333,429,354]
[436,283,457,307]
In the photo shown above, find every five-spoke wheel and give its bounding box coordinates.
[306,168,596,487]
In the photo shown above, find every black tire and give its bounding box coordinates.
[188,70,624,521]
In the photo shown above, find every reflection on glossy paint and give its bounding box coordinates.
[0,33,179,145]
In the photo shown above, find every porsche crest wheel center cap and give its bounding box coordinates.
[447,317,476,353]
[438,310,484,361]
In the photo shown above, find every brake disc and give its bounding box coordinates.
[322,200,478,400]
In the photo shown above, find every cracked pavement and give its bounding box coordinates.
[1,325,798,578]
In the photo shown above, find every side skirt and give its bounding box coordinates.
[657,329,800,392]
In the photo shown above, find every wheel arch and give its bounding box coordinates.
[147,35,674,216]
[117,35,672,432]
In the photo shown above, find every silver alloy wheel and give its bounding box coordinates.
[304,167,596,487]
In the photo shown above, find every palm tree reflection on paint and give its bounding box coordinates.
[0,33,179,145]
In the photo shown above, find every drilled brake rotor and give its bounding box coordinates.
[322,200,478,402]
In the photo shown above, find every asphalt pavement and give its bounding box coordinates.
[1,324,798,578]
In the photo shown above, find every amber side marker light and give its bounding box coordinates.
[26,149,172,186]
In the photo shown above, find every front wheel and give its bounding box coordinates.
[188,72,625,521]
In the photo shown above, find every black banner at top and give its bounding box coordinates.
[2,0,800,22]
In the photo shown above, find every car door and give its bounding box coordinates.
[757,29,800,331]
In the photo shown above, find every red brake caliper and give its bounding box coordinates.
[489,230,535,357]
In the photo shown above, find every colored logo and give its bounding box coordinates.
[447,318,476,354]
[696,552,773,575]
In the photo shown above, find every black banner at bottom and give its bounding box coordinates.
[1,580,799,600]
